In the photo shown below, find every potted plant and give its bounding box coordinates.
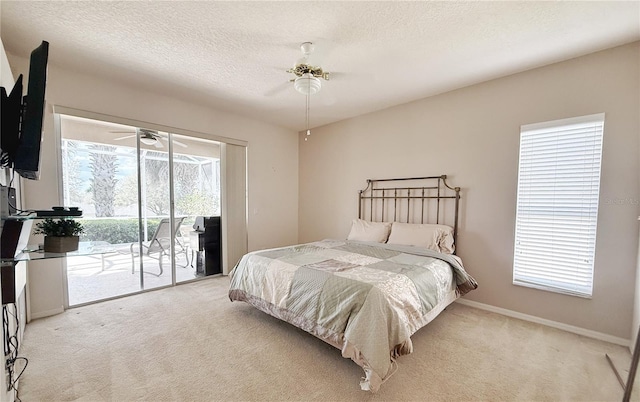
[34,218,85,252]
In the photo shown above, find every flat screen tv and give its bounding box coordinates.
[0,40,49,180]
[0,75,22,168]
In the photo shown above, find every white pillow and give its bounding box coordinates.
[347,219,392,243]
[387,222,455,254]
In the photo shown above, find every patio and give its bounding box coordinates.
[66,246,202,306]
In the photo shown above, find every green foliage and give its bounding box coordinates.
[78,218,163,244]
[114,175,138,208]
[34,218,85,237]
[176,190,219,216]
[144,158,170,215]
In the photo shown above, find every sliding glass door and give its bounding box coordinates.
[59,114,221,306]
[169,134,220,283]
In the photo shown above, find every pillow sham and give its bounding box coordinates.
[387,222,455,254]
[346,219,392,243]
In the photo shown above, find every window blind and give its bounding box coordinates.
[513,113,604,298]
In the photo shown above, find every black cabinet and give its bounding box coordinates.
[189,216,221,276]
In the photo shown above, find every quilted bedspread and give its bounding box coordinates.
[228,239,477,392]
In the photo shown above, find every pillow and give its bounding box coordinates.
[346,219,392,243]
[387,222,455,254]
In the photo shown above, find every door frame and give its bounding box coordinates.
[54,106,247,309]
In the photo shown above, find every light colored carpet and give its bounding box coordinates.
[18,276,635,401]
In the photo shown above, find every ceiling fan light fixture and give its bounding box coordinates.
[140,136,156,145]
[294,74,321,95]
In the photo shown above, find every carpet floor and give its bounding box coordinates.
[17,276,636,401]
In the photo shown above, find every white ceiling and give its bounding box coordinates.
[2,1,639,131]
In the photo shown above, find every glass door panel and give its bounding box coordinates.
[170,134,221,282]
[60,115,148,305]
[136,132,172,289]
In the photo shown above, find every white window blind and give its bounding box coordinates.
[513,113,604,298]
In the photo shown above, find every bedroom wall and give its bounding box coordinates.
[633,226,640,352]
[6,52,299,319]
[298,42,640,340]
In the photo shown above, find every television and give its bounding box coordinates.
[0,75,22,168]
[0,40,49,180]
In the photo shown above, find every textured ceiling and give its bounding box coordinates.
[2,1,639,131]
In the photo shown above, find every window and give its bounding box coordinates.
[513,113,604,298]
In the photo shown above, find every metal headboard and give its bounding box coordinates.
[358,175,461,253]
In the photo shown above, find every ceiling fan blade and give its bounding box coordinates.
[319,91,337,106]
[324,71,348,80]
[304,39,335,67]
[172,139,188,148]
[114,134,136,141]
[153,135,187,148]
[264,81,291,97]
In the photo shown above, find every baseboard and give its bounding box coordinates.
[455,298,630,347]
[30,306,64,320]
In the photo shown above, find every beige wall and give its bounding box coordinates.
[299,42,640,340]
[7,53,299,318]
[634,229,640,351]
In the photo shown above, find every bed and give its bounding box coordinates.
[229,176,477,392]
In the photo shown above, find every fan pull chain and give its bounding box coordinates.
[304,93,311,141]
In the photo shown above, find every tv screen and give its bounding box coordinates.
[13,40,49,180]
[0,75,23,168]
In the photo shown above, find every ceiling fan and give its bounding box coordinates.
[112,128,187,148]
[287,42,331,95]
[265,42,333,97]
[266,42,338,142]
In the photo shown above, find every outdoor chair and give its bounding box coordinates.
[130,217,189,276]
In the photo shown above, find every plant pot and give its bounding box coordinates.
[43,236,80,253]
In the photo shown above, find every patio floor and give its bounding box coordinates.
[66,247,203,306]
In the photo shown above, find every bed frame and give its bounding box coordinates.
[358,175,461,253]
